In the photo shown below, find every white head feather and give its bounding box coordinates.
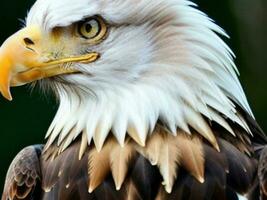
[26,0,253,150]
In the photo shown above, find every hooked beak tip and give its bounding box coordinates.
[0,62,13,101]
[0,84,12,101]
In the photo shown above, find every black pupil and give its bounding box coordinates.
[85,22,93,32]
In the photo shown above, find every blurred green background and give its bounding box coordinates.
[0,0,266,194]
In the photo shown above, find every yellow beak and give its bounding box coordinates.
[0,25,99,101]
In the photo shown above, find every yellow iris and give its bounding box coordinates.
[77,16,107,42]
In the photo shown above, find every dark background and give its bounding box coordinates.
[0,0,266,193]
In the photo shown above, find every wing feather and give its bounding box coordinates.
[2,145,43,200]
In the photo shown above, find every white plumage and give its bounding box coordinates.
[25,0,252,150]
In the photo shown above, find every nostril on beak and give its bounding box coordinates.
[23,37,35,46]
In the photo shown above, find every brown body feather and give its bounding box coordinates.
[2,115,267,200]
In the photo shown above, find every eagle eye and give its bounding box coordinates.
[77,16,107,42]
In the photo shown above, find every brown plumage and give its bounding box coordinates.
[138,130,181,193]
[2,116,267,200]
[175,134,205,184]
[88,141,112,193]
[2,146,42,200]
[258,147,267,200]
[110,140,136,190]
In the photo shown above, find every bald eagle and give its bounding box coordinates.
[1,0,267,199]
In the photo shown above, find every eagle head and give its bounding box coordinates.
[0,0,252,151]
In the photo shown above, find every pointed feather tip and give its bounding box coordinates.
[79,132,88,160]
[196,175,205,183]
[93,124,110,152]
[113,176,124,191]
[114,133,126,147]
[212,141,220,152]
[203,131,220,152]
[127,126,147,147]
[45,130,51,139]
[88,186,95,193]
[116,185,122,191]
[94,141,104,152]
[43,187,52,193]
[78,153,83,160]
[162,179,174,194]
[131,136,146,147]
[149,158,158,166]
[227,127,236,137]
[164,184,173,194]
